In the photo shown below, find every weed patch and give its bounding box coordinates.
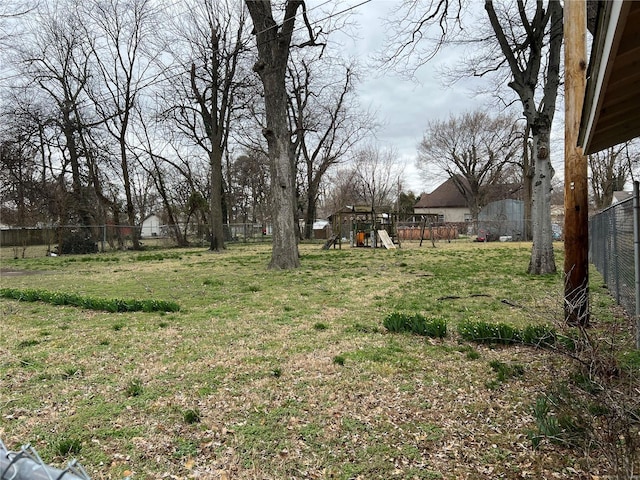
[55,437,82,457]
[486,360,525,389]
[333,355,345,366]
[124,379,143,397]
[183,408,201,424]
[17,339,40,348]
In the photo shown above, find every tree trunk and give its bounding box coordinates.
[304,191,316,240]
[63,110,94,229]
[246,0,301,269]
[528,128,556,274]
[267,128,300,269]
[522,126,533,241]
[261,55,300,268]
[120,142,141,250]
[209,148,226,251]
[523,169,533,241]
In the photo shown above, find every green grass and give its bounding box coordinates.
[0,241,629,478]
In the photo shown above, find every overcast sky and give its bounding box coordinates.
[330,1,491,194]
[326,0,566,195]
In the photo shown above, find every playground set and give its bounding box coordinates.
[322,205,399,250]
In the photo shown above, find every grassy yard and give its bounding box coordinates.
[0,241,635,479]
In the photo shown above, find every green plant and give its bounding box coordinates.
[0,288,180,313]
[58,232,98,254]
[466,349,480,360]
[458,320,519,344]
[619,349,640,373]
[528,389,588,450]
[520,324,557,347]
[333,355,345,366]
[313,322,328,330]
[488,360,524,383]
[383,313,447,338]
[125,379,143,397]
[183,408,201,424]
[173,438,198,459]
[348,323,380,334]
[55,437,82,456]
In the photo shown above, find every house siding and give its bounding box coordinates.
[414,207,470,223]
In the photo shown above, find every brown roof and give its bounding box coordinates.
[414,177,522,209]
[414,177,468,208]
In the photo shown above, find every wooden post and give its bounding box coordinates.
[564,0,589,326]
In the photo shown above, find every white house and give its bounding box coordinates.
[140,214,162,237]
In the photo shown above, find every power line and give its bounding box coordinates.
[1,0,372,111]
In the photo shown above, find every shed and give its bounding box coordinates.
[140,214,162,238]
[477,199,524,240]
[312,219,330,240]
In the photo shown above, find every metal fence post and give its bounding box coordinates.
[612,213,621,305]
[634,181,640,349]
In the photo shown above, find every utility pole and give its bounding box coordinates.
[564,0,589,326]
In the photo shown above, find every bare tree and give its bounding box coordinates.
[245,0,324,269]
[384,0,563,274]
[134,120,197,247]
[321,165,359,216]
[288,56,372,239]
[0,1,34,47]
[229,151,270,225]
[485,0,562,274]
[589,142,637,210]
[162,0,252,251]
[83,0,161,249]
[15,2,99,230]
[417,110,520,225]
[351,144,403,210]
[0,136,40,226]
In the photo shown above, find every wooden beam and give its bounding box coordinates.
[564,0,590,326]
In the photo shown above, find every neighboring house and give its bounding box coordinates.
[611,191,633,205]
[413,177,523,224]
[140,214,162,238]
[413,177,470,223]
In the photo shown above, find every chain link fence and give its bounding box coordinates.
[0,223,268,258]
[0,439,92,480]
[589,189,639,320]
